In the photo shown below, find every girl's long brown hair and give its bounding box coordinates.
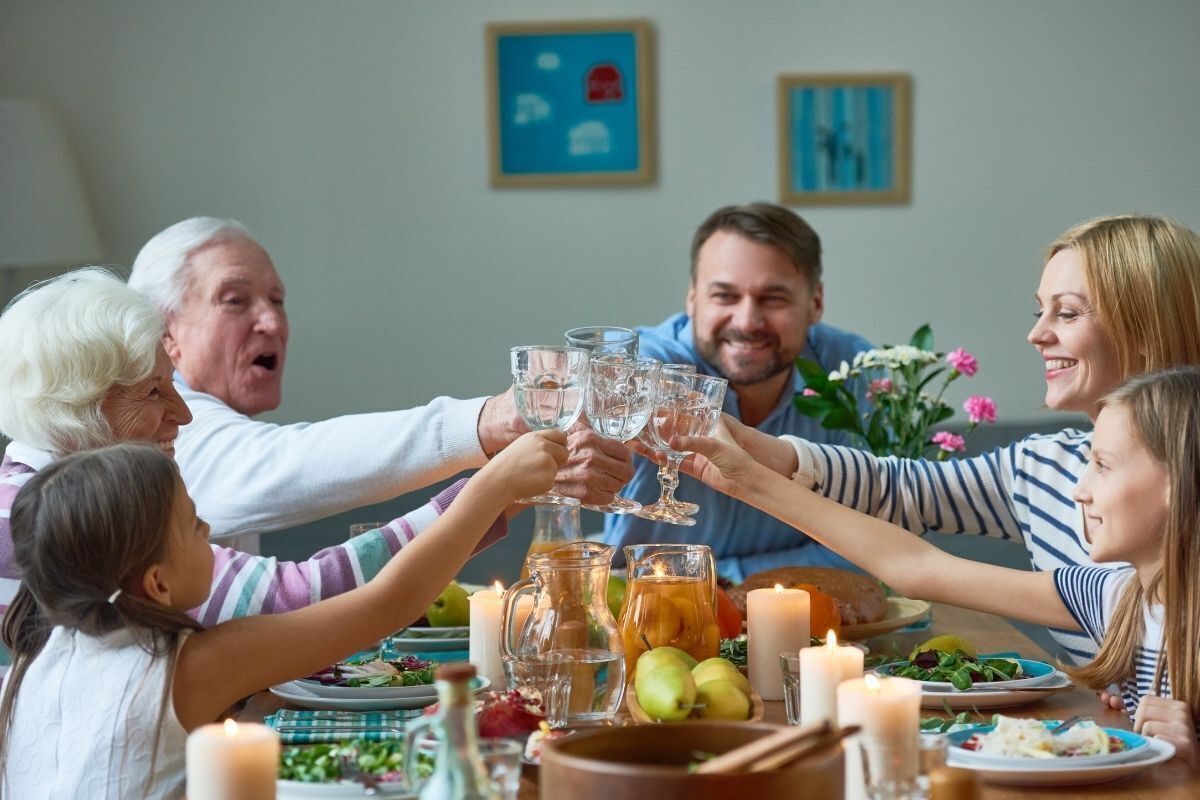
[1069,367,1200,724]
[0,444,203,795]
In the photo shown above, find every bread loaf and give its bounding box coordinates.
[726,567,887,626]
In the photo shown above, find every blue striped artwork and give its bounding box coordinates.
[789,84,896,193]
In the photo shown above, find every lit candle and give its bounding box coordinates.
[470,581,532,688]
[186,719,279,800]
[747,583,810,700]
[837,674,921,797]
[799,630,864,725]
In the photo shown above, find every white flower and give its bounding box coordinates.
[828,360,851,382]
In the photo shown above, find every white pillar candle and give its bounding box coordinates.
[837,675,921,798]
[186,719,279,800]
[470,581,533,688]
[747,584,810,701]
[799,630,864,725]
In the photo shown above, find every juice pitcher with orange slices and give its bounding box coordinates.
[619,544,720,675]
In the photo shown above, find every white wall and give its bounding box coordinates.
[3,0,1199,429]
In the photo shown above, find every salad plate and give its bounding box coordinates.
[278,779,414,799]
[946,730,1173,786]
[271,677,490,711]
[874,656,1057,692]
[840,597,930,640]
[397,625,469,639]
[389,634,470,652]
[946,720,1149,769]
[296,680,439,700]
[916,670,1073,710]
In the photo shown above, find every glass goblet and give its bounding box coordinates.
[582,354,661,514]
[635,371,728,525]
[636,364,700,516]
[510,345,590,506]
[564,325,639,357]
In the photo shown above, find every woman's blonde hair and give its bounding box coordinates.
[1048,215,1200,379]
[1069,367,1200,723]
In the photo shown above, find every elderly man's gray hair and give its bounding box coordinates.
[0,268,164,455]
[128,217,254,314]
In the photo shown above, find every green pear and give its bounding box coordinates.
[653,646,699,670]
[635,663,697,722]
[692,658,751,697]
[426,581,470,627]
[636,647,687,676]
[695,678,751,721]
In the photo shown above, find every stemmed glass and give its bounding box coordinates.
[637,364,700,516]
[510,345,590,506]
[582,354,661,514]
[564,326,639,357]
[635,371,728,526]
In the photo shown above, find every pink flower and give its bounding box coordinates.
[867,378,894,401]
[802,387,819,397]
[932,431,966,453]
[946,348,978,377]
[963,395,997,424]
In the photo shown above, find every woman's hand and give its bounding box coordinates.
[1133,695,1198,766]
[481,429,569,504]
[1097,689,1124,711]
[671,419,767,500]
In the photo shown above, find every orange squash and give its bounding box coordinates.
[714,585,744,639]
[795,583,842,638]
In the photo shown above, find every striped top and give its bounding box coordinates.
[785,428,1109,663]
[0,441,505,661]
[1053,566,1170,723]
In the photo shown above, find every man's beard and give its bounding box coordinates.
[696,332,794,387]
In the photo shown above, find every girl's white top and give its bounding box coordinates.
[3,626,190,799]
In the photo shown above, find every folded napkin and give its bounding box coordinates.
[265,708,425,743]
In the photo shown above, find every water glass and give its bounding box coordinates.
[917,733,948,797]
[478,738,524,800]
[510,345,590,505]
[564,325,639,356]
[582,354,661,514]
[348,521,386,538]
[501,652,571,726]
[779,652,803,725]
[859,732,920,800]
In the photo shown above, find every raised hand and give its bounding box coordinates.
[670,418,765,501]
[551,421,635,506]
[480,429,570,504]
[1133,694,1197,766]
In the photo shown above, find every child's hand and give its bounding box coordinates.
[482,429,569,502]
[1097,689,1124,711]
[1133,695,1197,766]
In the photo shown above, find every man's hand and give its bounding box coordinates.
[477,386,528,457]
[551,422,635,505]
[1134,694,1197,766]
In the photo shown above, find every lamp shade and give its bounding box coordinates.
[0,98,103,268]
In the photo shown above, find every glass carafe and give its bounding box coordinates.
[619,544,719,676]
[500,542,625,724]
[404,663,499,799]
[520,504,583,580]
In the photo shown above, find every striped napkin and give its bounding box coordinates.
[265,708,425,743]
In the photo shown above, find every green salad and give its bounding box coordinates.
[892,649,1021,691]
[279,739,433,784]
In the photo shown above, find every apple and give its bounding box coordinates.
[426,581,470,627]
[606,575,626,621]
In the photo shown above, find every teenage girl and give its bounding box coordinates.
[677,367,1200,765]
[0,430,566,798]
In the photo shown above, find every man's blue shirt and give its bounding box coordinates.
[600,313,873,581]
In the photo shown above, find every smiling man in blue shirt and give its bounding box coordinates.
[603,202,872,581]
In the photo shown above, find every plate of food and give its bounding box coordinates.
[388,634,470,652]
[277,739,419,798]
[874,654,1058,692]
[271,676,490,711]
[397,625,469,640]
[296,656,438,699]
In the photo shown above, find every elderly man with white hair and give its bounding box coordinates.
[129,217,632,548]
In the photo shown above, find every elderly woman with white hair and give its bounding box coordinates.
[0,268,506,662]
[128,217,632,551]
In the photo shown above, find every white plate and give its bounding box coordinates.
[917,670,1074,710]
[947,736,1174,786]
[874,657,1058,692]
[947,723,1150,769]
[294,679,438,700]
[398,626,469,639]
[277,779,413,799]
[388,636,469,652]
[270,677,490,711]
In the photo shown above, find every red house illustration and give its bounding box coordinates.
[585,63,624,103]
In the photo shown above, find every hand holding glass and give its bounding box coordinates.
[583,354,661,514]
[510,346,589,506]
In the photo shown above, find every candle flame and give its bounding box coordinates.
[653,561,667,578]
[493,580,504,596]
[774,583,785,594]
[224,719,238,736]
[864,673,881,693]
[826,630,838,649]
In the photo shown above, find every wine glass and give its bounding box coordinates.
[635,371,728,526]
[510,345,590,506]
[582,354,661,514]
[564,326,639,357]
[636,364,700,516]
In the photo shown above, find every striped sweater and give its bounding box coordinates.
[784,428,1111,663]
[0,441,505,663]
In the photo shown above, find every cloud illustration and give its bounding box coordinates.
[513,93,551,125]
[568,121,611,155]
[536,51,561,71]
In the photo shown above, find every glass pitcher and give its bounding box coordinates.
[500,541,625,723]
[619,544,720,676]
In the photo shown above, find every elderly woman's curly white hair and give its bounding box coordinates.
[0,268,164,455]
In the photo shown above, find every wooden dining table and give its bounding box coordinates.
[239,603,1199,798]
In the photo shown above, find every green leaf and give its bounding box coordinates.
[909,324,934,352]
[793,395,834,417]
[794,357,830,391]
[932,406,955,424]
[821,405,858,430]
[950,668,974,691]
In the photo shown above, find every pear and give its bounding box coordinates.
[637,647,688,675]
[634,662,697,722]
[695,678,751,721]
[692,657,751,697]
[654,645,699,670]
[635,595,683,648]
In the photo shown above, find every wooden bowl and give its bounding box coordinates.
[540,721,844,800]
[625,680,764,723]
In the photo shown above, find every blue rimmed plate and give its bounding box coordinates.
[874,657,1057,692]
[946,721,1150,769]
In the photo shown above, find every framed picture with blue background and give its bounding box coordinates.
[777,73,911,205]
[486,19,655,187]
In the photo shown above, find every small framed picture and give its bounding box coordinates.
[777,73,912,205]
[485,19,655,187]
